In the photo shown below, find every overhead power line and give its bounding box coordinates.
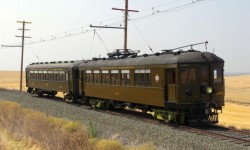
[0,0,214,50]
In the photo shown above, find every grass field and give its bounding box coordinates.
[225,75,250,104]
[0,71,249,129]
[0,101,155,150]
[0,71,26,91]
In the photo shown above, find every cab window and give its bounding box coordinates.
[201,66,208,85]
[214,68,223,84]
[180,68,196,84]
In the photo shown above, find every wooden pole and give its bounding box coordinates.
[124,0,128,52]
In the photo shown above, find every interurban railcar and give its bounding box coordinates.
[26,48,224,124]
[26,61,82,100]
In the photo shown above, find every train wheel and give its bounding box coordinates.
[64,94,73,103]
[27,88,33,93]
[104,101,114,110]
[37,92,43,97]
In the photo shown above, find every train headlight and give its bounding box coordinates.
[206,87,213,94]
[185,88,192,96]
[202,86,213,94]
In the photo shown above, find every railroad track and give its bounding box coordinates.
[1,89,250,147]
[179,126,250,147]
[184,127,250,146]
[86,104,250,147]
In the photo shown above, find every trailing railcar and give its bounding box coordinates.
[26,61,82,101]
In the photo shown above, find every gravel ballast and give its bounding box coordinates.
[0,90,248,150]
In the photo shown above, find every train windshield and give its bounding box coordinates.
[180,68,196,84]
[201,66,208,85]
[214,68,223,84]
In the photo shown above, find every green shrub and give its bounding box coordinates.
[88,121,97,138]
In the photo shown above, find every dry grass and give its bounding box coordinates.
[0,101,156,150]
[0,71,27,91]
[218,103,250,130]
[225,75,250,104]
[0,101,89,150]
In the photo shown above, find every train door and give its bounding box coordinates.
[67,71,72,92]
[165,69,176,102]
[82,70,85,92]
[72,68,79,96]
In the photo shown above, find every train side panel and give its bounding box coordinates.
[85,84,164,107]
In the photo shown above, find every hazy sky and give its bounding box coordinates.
[0,0,249,73]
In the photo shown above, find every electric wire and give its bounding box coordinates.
[89,30,96,59]
[0,0,215,49]
[94,30,110,53]
[127,14,154,53]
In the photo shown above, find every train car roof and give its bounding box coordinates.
[26,60,83,70]
[26,51,224,70]
[78,51,224,69]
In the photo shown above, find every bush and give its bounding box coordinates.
[0,101,88,150]
[0,101,156,150]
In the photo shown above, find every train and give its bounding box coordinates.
[26,43,225,125]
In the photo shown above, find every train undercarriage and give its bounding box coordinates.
[27,87,220,126]
[80,96,221,126]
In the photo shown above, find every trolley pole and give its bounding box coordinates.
[16,21,31,91]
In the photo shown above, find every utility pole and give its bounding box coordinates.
[90,0,138,53]
[124,0,129,50]
[16,21,31,91]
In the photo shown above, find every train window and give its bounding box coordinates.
[180,68,196,84]
[59,71,65,82]
[43,71,48,81]
[53,71,59,82]
[111,70,119,85]
[93,70,101,84]
[167,70,176,84]
[34,71,38,80]
[145,69,151,86]
[29,71,32,79]
[135,69,151,87]
[38,71,43,80]
[65,72,68,81]
[101,70,110,85]
[201,66,208,85]
[121,70,130,86]
[86,70,92,73]
[29,71,33,79]
[86,70,93,84]
[214,68,223,84]
[48,71,53,81]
